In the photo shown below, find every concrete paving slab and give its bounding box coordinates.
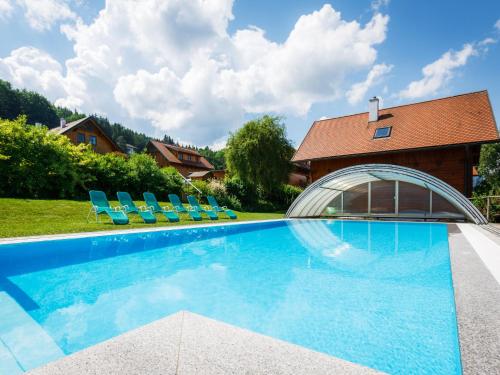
[448,224,500,375]
[28,311,183,375]
[28,310,382,375]
[177,311,382,375]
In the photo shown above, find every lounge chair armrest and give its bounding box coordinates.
[162,206,172,212]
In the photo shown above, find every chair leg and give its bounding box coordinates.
[86,207,93,223]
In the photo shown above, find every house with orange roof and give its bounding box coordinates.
[146,140,214,177]
[293,91,499,197]
[50,116,123,154]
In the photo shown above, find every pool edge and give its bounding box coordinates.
[448,224,500,375]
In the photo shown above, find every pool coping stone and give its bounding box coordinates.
[448,224,500,375]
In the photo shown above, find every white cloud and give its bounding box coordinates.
[0,1,390,145]
[398,43,477,100]
[495,19,500,30]
[0,46,67,99]
[16,0,77,31]
[0,0,14,20]
[346,63,392,105]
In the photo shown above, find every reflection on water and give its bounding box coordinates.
[0,220,460,374]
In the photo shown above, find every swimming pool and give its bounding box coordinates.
[0,220,461,374]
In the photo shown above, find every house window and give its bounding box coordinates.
[178,153,183,160]
[373,126,392,139]
[76,132,85,143]
[89,135,97,146]
[187,154,192,161]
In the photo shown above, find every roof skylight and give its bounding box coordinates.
[373,126,392,139]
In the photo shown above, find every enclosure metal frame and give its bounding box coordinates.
[286,164,487,224]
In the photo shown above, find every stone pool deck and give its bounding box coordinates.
[16,222,500,374]
[28,311,382,375]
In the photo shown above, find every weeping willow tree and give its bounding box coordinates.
[225,115,295,193]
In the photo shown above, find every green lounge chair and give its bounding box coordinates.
[143,192,180,222]
[207,195,237,219]
[117,192,157,224]
[168,194,202,221]
[88,190,129,225]
[187,195,219,220]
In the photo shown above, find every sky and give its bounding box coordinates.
[0,0,499,149]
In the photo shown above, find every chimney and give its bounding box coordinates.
[368,97,379,122]
[60,118,66,128]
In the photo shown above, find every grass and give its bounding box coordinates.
[0,198,284,238]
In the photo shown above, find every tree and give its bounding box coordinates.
[198,146,226,170]
[0,80,21,120]
[477,143,500,194]
[225,115,294,193]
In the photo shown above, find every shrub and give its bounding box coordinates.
[206,179,242,210]
[160,167,184,197]
[0,116,83,198]
[279,184,303,205]
[224,176,258,209]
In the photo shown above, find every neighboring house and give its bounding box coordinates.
[292,91,499,197]
[50,116,123,154]
[124,144,138,155]
[188,170,226,181]
[147,140,214,177]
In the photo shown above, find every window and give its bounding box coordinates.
[178,153,183,160]
[371,180,396,214]
[76,132,85,144]
[373,126,392,139]
[89,135,97,146]
[187,154,192,161]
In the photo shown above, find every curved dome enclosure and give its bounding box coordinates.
[286,164,487,224]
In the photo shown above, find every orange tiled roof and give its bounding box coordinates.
[149,140,214,170]
[292,91,499,162]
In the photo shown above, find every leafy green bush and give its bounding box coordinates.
[206,179,242,210]
[160,167,185,197]
[224,176,258,209]
[277,184,303,205]
[0,116,83,198]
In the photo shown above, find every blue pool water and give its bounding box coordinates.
[0,220,461,374]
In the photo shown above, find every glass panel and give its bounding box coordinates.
[89,136,97,145]
[323,193,342,216]
[432,192,464,217]
[371,180,395,214]
[76,133,85,143]
[374,126,391,138]
[343,183,368,214]
[398,181,430,215]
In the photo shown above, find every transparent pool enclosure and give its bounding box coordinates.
[286,164,487,224]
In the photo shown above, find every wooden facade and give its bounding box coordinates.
[52,117,122,154]
[310,145,480,197]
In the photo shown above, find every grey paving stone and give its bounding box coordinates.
[27,311,183,375]
[177,311,383,375]
[448,225,500,375]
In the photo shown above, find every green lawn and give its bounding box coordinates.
[0,198,284,238]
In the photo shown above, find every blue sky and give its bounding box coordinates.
[0,0,499,148]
